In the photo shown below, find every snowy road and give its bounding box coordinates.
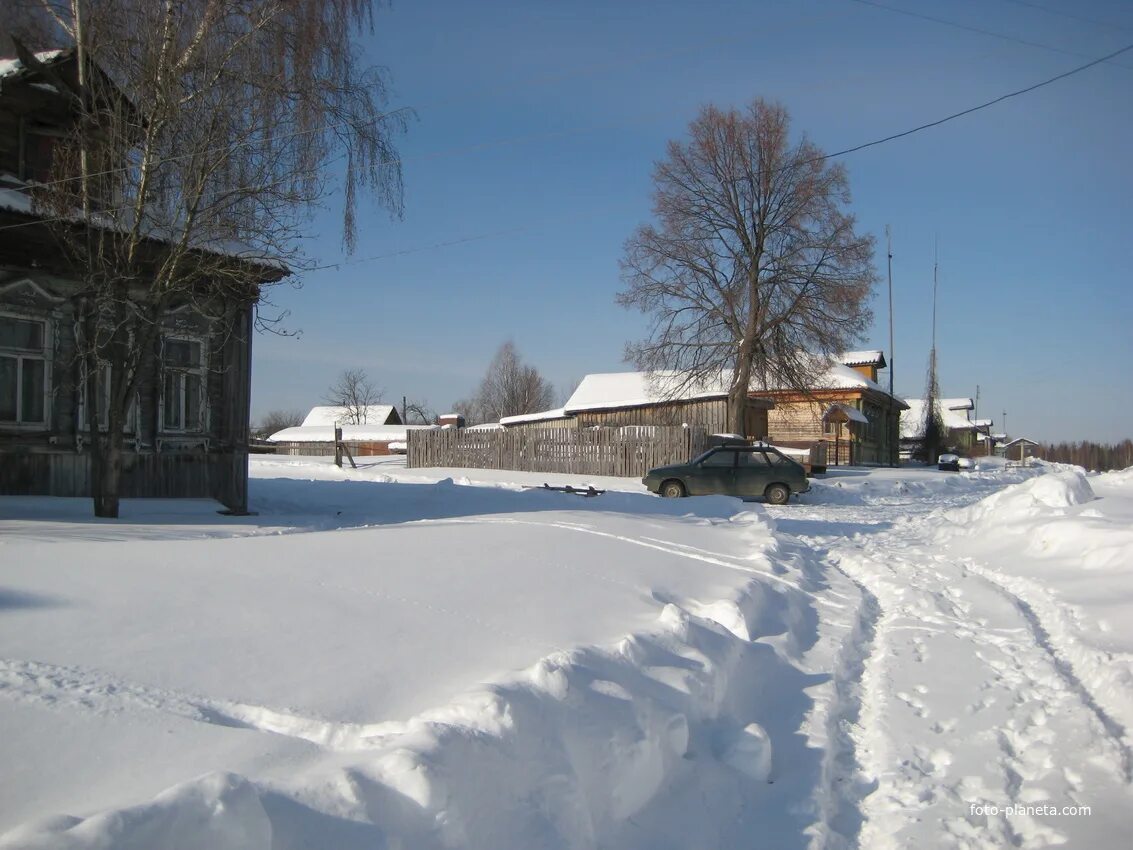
[781,468,1133,848]
[1,459,1130,848]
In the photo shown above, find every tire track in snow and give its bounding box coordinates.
[412,516,847,609]
[0,657,403,751]
[795,499,1132,849]
[793,538,882,850]
[961,561,1133,783]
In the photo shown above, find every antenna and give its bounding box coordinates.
[887,225,894,399]
[886,224,896,466]
[931,237,939,353]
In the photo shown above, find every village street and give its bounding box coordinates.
[2,458,1130,848]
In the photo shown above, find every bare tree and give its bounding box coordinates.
[324,368,382,425]
[448,397,482,426]
[402,398,434,426]
[252,408,305,439]
[6,0,407,516]
[458,341,555,424]
[618,99,876,434]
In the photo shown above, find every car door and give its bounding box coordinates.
[734,449,774,497]
[689,448,736,495]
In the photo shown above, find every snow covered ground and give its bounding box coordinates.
[0,457,1130,849]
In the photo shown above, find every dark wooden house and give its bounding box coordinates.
[0,49,285,512]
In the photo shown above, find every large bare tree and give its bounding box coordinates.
[324,368,382,425]
[6,0,406,516]
[455,341,555,424]
[618,99,876,434]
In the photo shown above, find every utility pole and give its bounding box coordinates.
[887,226,894,399]
[1003,410,1007,440]
[887,225,896,466]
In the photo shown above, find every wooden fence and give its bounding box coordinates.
[407,426,710,478]
[271,441,394,457]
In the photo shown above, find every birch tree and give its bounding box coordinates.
[5,0,407,516]
[618,99,876,434]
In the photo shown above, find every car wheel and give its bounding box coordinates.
[660,480,685,498]
[764,483,790,505]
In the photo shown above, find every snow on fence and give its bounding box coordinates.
[407,426,710,477]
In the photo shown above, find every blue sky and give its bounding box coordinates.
[251,0,1133,443]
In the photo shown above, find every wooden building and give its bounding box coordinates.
[900,397,986,458]
[513,354,905,467]
[0,49,285,512]
[510,371,775,440]
[760,353,906,466]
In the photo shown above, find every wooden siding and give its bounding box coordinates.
[407,426,710,478]
[502,417,577,431]
[0,269,256,510]
[0,449,247,506]
[764,390,901,466]
[572,398,768,439]
[273,440,395,457]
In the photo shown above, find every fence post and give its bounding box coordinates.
[334,426,343,468]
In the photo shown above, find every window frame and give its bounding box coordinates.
[0,310,52,429]
[159,334,208,434]
[78,361,138,433]
[698,448,738,469]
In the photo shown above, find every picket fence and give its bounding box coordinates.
[407,426,710,478]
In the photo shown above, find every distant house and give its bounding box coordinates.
[500,352,906,466]
[900,398,987,456]
[553,371,773,438]
[1002,437,1040,462]
[757,352,906,466]
[300,404,401,426]
[266,404,416,455]
[0,48,285,512]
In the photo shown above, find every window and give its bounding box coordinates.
[21,127,58,184]
[0,314,49,426]
[737,450,772,467]
[161,337,205,432]
[700,449,735,468]
[79,362,137,432]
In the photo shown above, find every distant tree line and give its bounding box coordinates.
[1040,440,1133,472]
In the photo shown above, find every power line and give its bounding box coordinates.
[319,40,1133,272]
[846,0,1133,70]
[997,0,1133,33]
[8,4,858,197]
[813,40,1133,163]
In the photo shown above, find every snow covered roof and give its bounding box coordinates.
[940,398,974,411]
[565,359,904,416]
[0,49,68,82]
[499,408,570,426]
[1003,437,1040,447]
[899,399,979,439]
[301,405,397,427]
[838,350,887,368]
[564,372,731,414]
[824,402,869,424]
[267,424,435,443]
[0,186,33,215]
[465,422,505,431]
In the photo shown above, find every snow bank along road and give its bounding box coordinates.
[0,458,1130,848]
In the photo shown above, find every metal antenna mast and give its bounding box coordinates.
[887,225,894,398]
[931,237,939,353]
